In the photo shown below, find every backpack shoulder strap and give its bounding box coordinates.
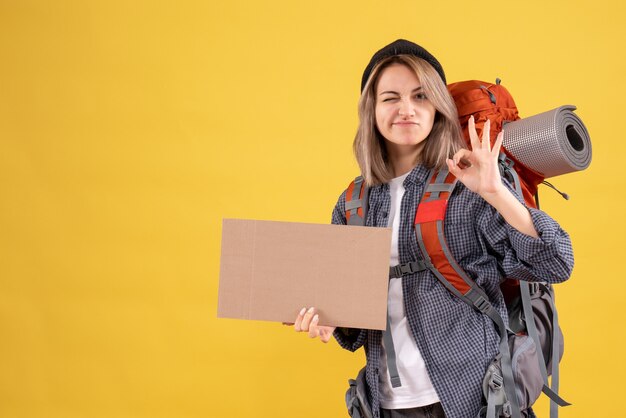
[346,176,407,387]
[414,169,492,309]
[345,176,369,226]
[414,168,523,418]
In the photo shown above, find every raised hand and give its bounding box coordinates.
[446,116,539,238]
[446,116,505,200]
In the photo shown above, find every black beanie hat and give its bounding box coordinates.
[360,39,446,92]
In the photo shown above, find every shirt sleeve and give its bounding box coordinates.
[330,188,368,351]
[476,181,575,284]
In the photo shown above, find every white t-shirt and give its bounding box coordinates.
[379,171,440,409]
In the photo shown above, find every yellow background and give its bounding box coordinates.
[1,1,623,417]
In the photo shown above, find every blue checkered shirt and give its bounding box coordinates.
[332,164,574,418]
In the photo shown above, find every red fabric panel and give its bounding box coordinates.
[419,222,471,295]
[414,199,448,224]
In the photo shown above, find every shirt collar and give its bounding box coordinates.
[369,165,432,197]
[403,164,432,188]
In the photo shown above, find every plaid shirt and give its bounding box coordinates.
[332,164,574,418]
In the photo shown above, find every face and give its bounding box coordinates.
[374,63,436,153]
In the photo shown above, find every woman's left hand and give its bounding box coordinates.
[446,116,505,199]
[447,116,539,238]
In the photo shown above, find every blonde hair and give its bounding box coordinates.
[354,55,465,186]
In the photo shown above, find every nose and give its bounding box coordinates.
[398,97,415,118]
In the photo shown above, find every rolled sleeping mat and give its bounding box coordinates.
[502,105,592,178]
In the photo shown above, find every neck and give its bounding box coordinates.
[387,143,423,177]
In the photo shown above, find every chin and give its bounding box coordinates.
[399,138,425,146]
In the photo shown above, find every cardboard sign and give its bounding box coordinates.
[217,219,391,330]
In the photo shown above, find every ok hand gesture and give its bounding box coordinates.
[446,116,505,199]
[446,116,539,238]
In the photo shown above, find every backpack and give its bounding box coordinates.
[344,80,571,418]
[447,79,545,208]
[446,81,568,415]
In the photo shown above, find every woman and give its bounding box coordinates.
[292,39,573,418]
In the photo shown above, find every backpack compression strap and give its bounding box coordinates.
[414,169,523,418]
[346,176,369,226]
[497,156,570,415]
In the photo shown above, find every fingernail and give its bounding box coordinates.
[307,307,314,314]
[313,314,319,322]
[299,308,306,316]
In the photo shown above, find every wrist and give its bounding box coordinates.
[480,184,510,206]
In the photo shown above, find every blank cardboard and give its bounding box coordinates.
[217,219,391,330]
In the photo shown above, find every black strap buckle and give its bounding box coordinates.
[474,296,491,314]
[498,153,516,181]
[498,152,515,169]
[399,263,416,275]
[389,259,433,278]
[528,281,540,295]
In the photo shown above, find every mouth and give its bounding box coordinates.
[393,122,419,126]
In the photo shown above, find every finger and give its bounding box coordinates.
[293,307,307,332]
[446,158,462,179]
[308,315,320,339]
[452,148,473,166]
[468,115,480,150]
[299,307,315,331]
[320,327,333,343]
[482,119,491,149]
[493,131,504,156]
